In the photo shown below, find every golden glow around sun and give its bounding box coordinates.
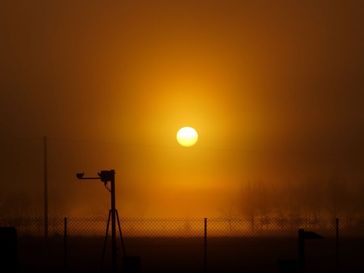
[176,127,198,147]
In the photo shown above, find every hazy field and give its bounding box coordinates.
[16,235,364,273]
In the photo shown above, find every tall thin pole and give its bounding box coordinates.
[110,170,117,273]
[43,136,48,242]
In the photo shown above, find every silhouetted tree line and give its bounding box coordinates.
[238,174,364,220]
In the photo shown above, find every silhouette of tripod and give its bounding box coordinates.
[100,208,126,271]
[76,169,126,273]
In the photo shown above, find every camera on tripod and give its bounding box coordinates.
[76,170,115,185]
[98,170,114,183]
[75,169,127,273]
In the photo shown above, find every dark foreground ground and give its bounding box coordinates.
[16,236,364,273]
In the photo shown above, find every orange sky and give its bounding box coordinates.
[0,0,363,218]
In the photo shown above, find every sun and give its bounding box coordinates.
[176,127,198,147]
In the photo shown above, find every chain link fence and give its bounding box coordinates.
[1,216,364,273]
[1,216,363,237]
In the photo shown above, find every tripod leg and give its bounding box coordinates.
[116,210,127,257]
[100,210,112,272]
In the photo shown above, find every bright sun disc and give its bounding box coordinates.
[176,127,198,147]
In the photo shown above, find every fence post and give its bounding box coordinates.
[335,218,339,273]
[251,214,255,234]
[204,218,207,273]
[64,217,68,271]
[298,228,305,273]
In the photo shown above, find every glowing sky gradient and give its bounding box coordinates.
[0,0,363,218]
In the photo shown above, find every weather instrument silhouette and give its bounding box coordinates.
[76,169,125,273]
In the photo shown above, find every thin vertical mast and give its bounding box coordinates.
[44,136,48,242]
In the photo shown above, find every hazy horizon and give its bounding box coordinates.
[1,0,363,219]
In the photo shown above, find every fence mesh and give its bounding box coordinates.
[1,216,364,237]
[1,216,364,273]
